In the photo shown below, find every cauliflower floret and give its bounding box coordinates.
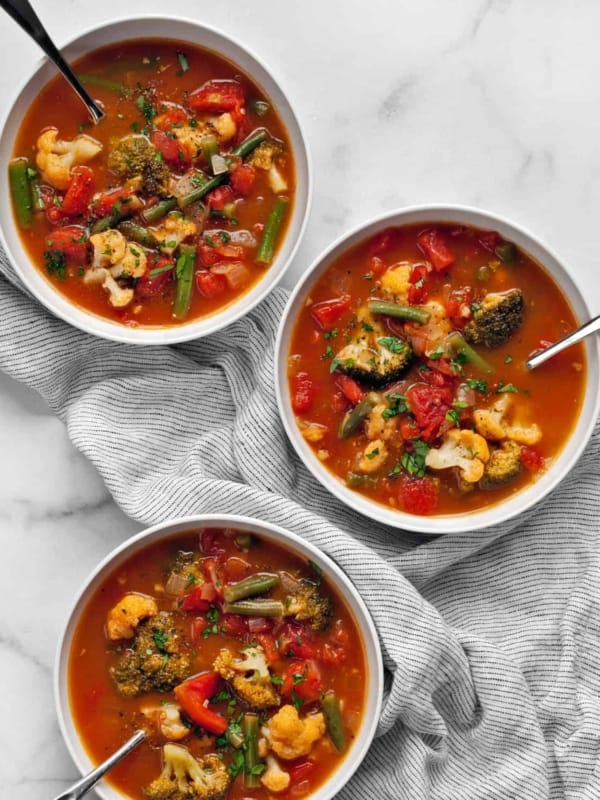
[260,754,290,793]
[144,744,230,800]
[89,229,147,279]
[152,215,198,256]
[211,112,237,142]
[357,438,388,473]
[248,141,282,171]
[425,428,490,483]
[84,267,134,307]
[141,704,189,741]
[213,646,280,709]
[474,394,542,445]
[106,593,158,640]
[380,262,411,300]
[36,128,102,190]
[268,163,288,194]
[365,403,397,441]
[264,704,325,760]
[299,421,328,443]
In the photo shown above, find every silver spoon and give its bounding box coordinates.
[52,730,146,800]
[0,0,104,123]
[526,314,600,370]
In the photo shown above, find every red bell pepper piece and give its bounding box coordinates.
[310,295,351,329]
[288,761,316,784]
[291,372,317,413]
[417,229,455,272]
[174,672,227,735]
[335,374,364,405]
[180,587,211,612]
[61,166,95,216]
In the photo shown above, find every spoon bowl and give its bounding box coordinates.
[526,314,600,370]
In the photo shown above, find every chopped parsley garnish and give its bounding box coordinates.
[321,345,335,360]
[377,336,405,354]
[466,378,488,393]
[400,438,429,478]
[219,230,231,244]
[504,355,513,364]
[227,750,245,779]
[202,605,221,638]
[497,382,519,394]
[382,392,408,420]
[323,328,338,340]
[43,250,66,280]
[361,321,374,332]
[271,675,284,685]
[428,346,445,361]
[291,689,304,711]
[445,408,461,426]
[365,447,380,460]
[152,629,169,651]
[177,51,190,73]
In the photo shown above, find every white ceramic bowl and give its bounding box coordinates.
[55,514,383,800]
[0,17,311,344]
[275,204,600,535]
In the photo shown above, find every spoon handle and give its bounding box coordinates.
[0,0,104,123]
[52,730,146,800]
[526,314,600,370]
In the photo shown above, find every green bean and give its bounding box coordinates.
[322,691,346,752]
[447,331,494,374]
[495,241,518,263]
[223,573,279,603]
[173,244,196,320]
[201,134,219,162]
[29,174,45,212]
[118,220,156,248]
[79,74,127,93]
[368,300,431,325]
[92,203,139,234]
[141,198,178,224]
[9,158,32,228]
[234,128,268,159]
[243,713,261,789]
[250,99,270,117]
[256,197,288,265]
[226,725,244,749]
[338,392,380,439]
[222,599,284,618]
[345,471,377,489]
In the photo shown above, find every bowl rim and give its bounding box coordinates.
[53,513,384,800]
[0,14,312,344]
[274,202,600,535]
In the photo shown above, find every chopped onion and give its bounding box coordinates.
[203,229,257,248]
[279,571,302,594]
[211,154,229,175]
[212,261,250,290]
[268,162,288,194]
[248,616,272,634]
[165,572,188,597]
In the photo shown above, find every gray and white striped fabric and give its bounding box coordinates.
[1,251,599,800]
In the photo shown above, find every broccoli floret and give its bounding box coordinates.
[333,329,412,388]
[247,140,282,170]
[284,580,333,632]
[479,440,522,490]
[463,289,524,348]
[108,134,170,195]
[111,611,192,697]
[213,645,280,709]
[144,744,230,800]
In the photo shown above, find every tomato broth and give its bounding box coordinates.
[287,223,586,516]
[11,39,295,326]
[69,528,366,799]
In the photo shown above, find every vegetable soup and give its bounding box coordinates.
[69,527,366,799]
[287,223,586,516]
[10,39,294,326]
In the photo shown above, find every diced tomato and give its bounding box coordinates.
[288,761,316,784]
[188,80,245,117]
[198,241,245,267]
[196,270,228,299]
[292,372,317,413]
[180,588,211,612]
[44,225,88,262]
[425,357,457,378]
[278,621,316,659]
[400,418,420,440]
[92,186,137,219]
[61,166,95,216]
[407,384,452,441]
[520,446,545,472]
[478,230,501,253]
[408,263,430,305]
[445,286,474,326]
[150,129,188,165]
[398,475,439,515]
[368,230,392,257]
[220,614,248,637]
[282,660,323,703]
[135,256,174,299]
[155,106,189,131]
[255,633,280,665]
[417,229,455,272]
[191,617,209,641]
[224,557,250,582]
[369,256,387,277]
[335,374,364,405]
[230,163,256,196]
[319,619,349,665]
[174,672,227,735]
[205,185,235,211]
[201,556,225,596]
[310,295,352,329]
[331,391,350,414]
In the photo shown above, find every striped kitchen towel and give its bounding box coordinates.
[1,255,599,800]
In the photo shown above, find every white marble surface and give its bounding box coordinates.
[3,0,600,796]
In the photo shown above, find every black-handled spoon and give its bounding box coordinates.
[0,0,104,123]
